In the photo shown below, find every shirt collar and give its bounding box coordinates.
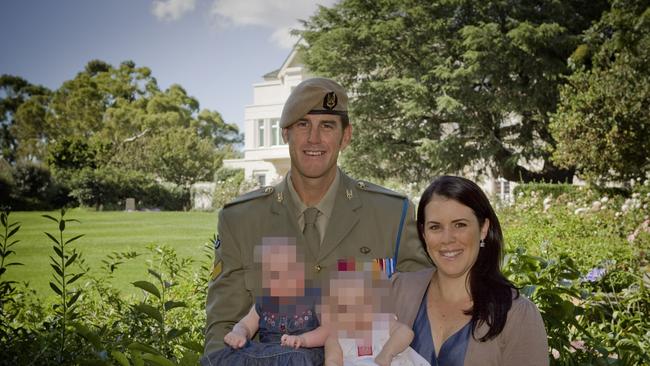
[287,168,340,219]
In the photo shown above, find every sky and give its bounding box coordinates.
[0,0,336,132]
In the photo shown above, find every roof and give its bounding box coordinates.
[261,38,306,80]
[263,69,280,80]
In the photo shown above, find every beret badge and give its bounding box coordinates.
[323,92,338,110]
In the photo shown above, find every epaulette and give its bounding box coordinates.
[223,186,275,208]
[354,180,407,199]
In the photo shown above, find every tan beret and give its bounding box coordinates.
[280,77,348,128]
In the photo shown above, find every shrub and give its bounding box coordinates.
[139,181,188,211]
[211,167,256,209]
[7,161,70,210]
[502,180,650,364]
[512,182,578,198]
[0,159,14,201]
[0,173,14,205]
[67,167,189,211]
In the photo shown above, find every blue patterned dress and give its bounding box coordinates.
[201,290,324,366]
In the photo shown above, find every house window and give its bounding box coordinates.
[498,178,511,202]
[270,119,281,146]
[257,119,265,147]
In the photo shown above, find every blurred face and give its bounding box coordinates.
[324,277,373,335]
[422,195,489,282]
[282,114,352,183]
[330,277,366,307]
[262,245,305,297]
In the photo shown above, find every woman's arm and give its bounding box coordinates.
[501,298,549,366]
[374,316,415,366]
[223,304,260,349]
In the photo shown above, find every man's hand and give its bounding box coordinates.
[281,334,306,349]
[224,331,247,349]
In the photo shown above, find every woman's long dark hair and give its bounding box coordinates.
[416,175,517,341]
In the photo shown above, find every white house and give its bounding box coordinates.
[224,46,517,202]
[222,47,309,187]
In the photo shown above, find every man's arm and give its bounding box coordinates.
[204,210,252,354]
[396,200,432,272]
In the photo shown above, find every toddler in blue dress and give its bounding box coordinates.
[201,239,328,366]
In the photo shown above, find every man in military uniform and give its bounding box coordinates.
[204,77,432,353]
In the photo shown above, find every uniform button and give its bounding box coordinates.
[315,265,322,272]
[357,181,366,189]
[264,186,274,193]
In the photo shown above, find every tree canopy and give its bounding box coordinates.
[299,0,609,183]
[550,0,650,182]
[3,60,241,188]
[2,60,241,209]
[0,75,51,163]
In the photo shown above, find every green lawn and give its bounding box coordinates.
[4,209,217,299]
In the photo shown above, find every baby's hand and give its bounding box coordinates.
[224,331,247,349]
[281,334,306,349]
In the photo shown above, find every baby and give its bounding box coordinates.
[201,238,327,366]
[321,260,430,366]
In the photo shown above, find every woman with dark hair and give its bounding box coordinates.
[391,176,548,365]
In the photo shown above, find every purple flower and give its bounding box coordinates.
[582,267,607,282]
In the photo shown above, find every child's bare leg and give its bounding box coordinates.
[324,335,343,366]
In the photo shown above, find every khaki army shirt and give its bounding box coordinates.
[286,169,340,244]
[204,169,433,354]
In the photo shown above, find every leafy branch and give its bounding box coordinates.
[43,208,86,362]
[110,244,199,365]
[0,209,23,307]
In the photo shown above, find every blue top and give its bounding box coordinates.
[410,289,472,366]
[255,288,321,344]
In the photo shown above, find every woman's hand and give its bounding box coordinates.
[224,331,247,349]
[281,334,306,349]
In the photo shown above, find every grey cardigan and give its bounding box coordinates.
[391,268,549,366]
